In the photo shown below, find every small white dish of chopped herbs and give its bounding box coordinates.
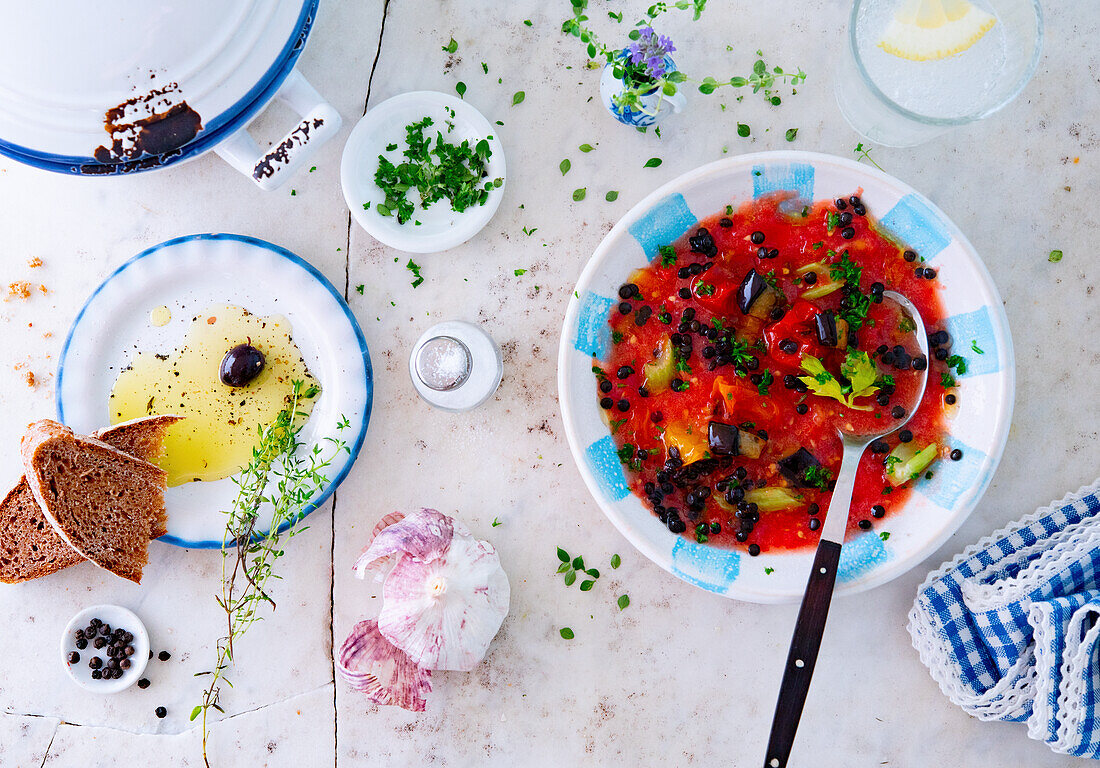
[341,91,506,254]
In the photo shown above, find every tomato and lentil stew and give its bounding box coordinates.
[595,193,968,555]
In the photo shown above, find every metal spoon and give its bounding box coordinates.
[763,291,929,768]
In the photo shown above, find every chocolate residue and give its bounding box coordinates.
[252,116,325,181]
[92,83,203,164]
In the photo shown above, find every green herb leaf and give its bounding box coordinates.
[560,158,571,175]
[442,37,458,53]
[879,531,891,541]
[785,128,798,142]
[1048,249,1063,263]
[611,553,621,569]
[579,580,595,591]
[764,567,775,575]
[643,157,662,168]
[512,91,526,105]
[557,546,569,562]
[514,268,527,276]
[605,190,619,202]
[572,187,587,201]
[190,705,202,722]
[563,569,577,586]
[617,594,630,610]
[556,562,570,574]
[455,81,467,98]
[737,123,750,137]
[586,568,600,578]
[659,245,677,266]
[491,517,502,527]
[579,143,595,152]
[970,340,984,354]
[560,627,574,640]
[355,284,364,295]
[572,555,585,571]
[799,351,878,410]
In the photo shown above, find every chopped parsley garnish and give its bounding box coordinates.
[757,369,773,396]
[491,517,502,527]
[695,281,716,296]
[522,226,538,236]
[970,340,984,354]
[879,531,890,541]
[764,567,775,575]
[514,268,527,276]
[946,354,968,375]
[373,117,499,224]
[616,444,643,472]
[611,330,624,344]
[803,465,833,490]
[826,211,840,233]
[941,371,957,389]
[406,259,424,288]
[659,245,678,266]
[355,284,364,295]
[442,37,458,53]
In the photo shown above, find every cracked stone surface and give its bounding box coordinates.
[1,0,1098,765]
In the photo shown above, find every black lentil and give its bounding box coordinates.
[891,406,906,419]
[600,397,613,410]
[750,231,765,244]
[871,505,886,519]
[858,519,872,530]
[950,449,963,461]
[808,517,821,531]
[841,226,855,239]
[155,707,167,719]
[618,301,632,314]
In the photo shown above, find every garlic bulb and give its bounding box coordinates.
[336,619,432,712]
[353,508,457,582]
[377,530,510,671]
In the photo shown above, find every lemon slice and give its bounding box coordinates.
[877,0,996,61]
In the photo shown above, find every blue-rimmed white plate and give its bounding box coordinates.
[57,234,372,548]
[557,151,1014,603]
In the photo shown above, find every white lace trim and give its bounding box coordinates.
[907,479,1100,727]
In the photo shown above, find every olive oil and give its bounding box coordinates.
[110,304,319,486]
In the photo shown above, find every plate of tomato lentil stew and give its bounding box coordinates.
[558,152,1014,603]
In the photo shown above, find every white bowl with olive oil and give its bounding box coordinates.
[57,234,373,548]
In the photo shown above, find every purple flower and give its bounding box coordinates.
[624,26,675,79]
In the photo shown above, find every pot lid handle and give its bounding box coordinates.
[214,69,342,191]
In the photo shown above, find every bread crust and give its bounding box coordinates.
[0,417,177,584]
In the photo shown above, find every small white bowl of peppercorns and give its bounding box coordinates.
[61,604,150,693]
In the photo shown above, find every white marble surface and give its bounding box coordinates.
[0,0,1097,765]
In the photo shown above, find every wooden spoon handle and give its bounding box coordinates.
[762,539,842,768]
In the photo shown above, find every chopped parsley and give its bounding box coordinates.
[757,369,773,396]
[695,281,716,296]
[514,268,527,276]
[970,340,984,354]
[611,330,624,344]
[803,465,833,490]
[355,284,364,295]
[374,117,499,224]
[659,245,678,266]
[406,259,424,288]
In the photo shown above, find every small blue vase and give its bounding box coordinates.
[599,53,685,127]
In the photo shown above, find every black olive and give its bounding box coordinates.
[219,344,266,388]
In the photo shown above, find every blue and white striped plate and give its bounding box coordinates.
[57,234,373,549]
[557,151,1015,603]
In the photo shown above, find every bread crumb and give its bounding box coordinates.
[38,284,47,295]
[28,257,42,268]
[6,282,31,300]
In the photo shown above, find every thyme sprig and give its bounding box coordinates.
[192,380,349,766]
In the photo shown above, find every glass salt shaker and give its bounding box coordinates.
[409,321,503,411]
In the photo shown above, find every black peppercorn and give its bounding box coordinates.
[155,707,167,719]
[138,678,151,690]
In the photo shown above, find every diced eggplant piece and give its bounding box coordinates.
[736,269,767,314]
[777,447,825,488]
[744,487,803,512]
[814,311,839,347]
[707,421,740,456]
[747,287,779,321]
[706,421,766,458]
[738,429,766,459]
[835,317,850,350]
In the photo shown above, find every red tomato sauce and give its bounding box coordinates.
[596,193,954,555]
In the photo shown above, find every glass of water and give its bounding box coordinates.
[835,0,1043,147]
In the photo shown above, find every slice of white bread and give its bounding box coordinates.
[12,418,174,584]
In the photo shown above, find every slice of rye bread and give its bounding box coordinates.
[0,416,179,584]
[17,419,172,584]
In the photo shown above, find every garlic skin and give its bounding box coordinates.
[353,508,456,582]
[377,530,510,672]
[336,619,432,712]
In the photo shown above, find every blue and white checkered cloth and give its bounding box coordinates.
[909,481,1100,759]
